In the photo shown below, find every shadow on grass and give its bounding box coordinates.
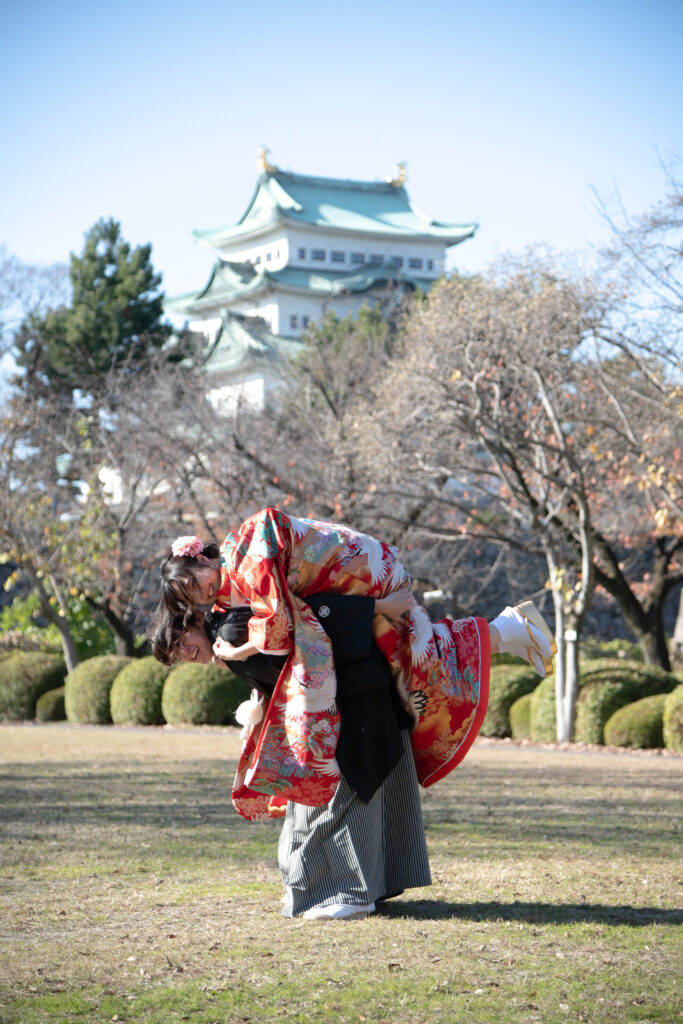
[379,898,683,927]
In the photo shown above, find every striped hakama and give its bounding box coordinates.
[279,730,431,918]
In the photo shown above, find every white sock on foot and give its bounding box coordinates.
[490,604,554,676]
[303,902,375,920]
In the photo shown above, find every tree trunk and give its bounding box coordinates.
[562,624,581,741]
[86,596,137,657]
[21,562,80,672]
[114,631,137,657]
[591,534,677,671]
[53,616,80,673]
[672,590,683,665]
[551,589,571,742]
[544,511,593,743]
[636,619,672,671]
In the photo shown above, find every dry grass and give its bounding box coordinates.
[1,723,681,1024]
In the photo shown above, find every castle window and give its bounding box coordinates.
[331,250,345,263]
[302,316,310,328]
[297,247,306,259]
[389,256,403,268]
[408,257,423,270]
[311,248,326,261]
[368,254,382,264]
[255,254,262,264]
[290,315,298,329]
[266,252,272,261]
[350,252,365,264]
[426,259,433,271]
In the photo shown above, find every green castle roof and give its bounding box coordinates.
[199,310,303,374]
[165,259,435,317]
[193,169,477,247]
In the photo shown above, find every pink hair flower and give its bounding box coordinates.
[171,535,204,559]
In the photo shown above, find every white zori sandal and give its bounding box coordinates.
[303,902,376,921]
[490,601,557,677]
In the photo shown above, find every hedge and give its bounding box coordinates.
[480,663,538,738]
[663,684,683,752]
[574,661,679,745]
[161,663,251,725]
[529,676,558,742]
[35,686,66,722]
[528,659,680,744]
[64,655,132,724]
[0,652,67,721]
[509,692,533,740]
[603,693,667,749]
[578,659,675,691]
[110,657,170,725]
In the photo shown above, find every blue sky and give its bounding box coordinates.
[1,0,681,298]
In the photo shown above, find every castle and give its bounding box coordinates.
[166,150,476,409]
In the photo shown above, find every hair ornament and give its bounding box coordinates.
[171,535,204,558]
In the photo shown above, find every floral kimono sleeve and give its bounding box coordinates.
[223,508,295,655]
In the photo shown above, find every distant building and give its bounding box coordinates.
[166,150,476,410]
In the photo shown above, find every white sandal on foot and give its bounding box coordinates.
[302,902,375,920]
[492,601,557,677]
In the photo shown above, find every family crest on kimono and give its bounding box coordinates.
[150,507,556,920]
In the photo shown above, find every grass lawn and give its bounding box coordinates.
[0,724,681,1024]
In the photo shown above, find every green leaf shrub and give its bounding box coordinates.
[529,676,557,742]
[663,684,683,752]
[574,661,679,745]
[603,694,667,749]
[110,657,169,725]
[0,652,67,720]
[64,655,131,724]
[35,686,66,722]
[509,692,533,740]
[578,659,675,690]
[580,637,643,662]
[0,592,114,659]
[529,659,680,744]
[480,662,538,737]
[161,663,250,726]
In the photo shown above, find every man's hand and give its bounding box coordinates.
[212,637,259,661]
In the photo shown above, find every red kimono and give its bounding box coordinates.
[214,508,490,821]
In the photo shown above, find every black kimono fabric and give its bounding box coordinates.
[203,594,411,802]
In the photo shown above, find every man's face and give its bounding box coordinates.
[176,623,213,664]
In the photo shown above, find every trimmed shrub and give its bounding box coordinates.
[162,663,251,725]
[663,684,683,752]
[580,637,643,662]
[0,652,67,721]
[110,657,170,725]
[35,686,66,722]
[603,693,667,749]
[574,661,679,745]
[509,692,533,740]
[578,659,675,691]
[480,662,538,737]
[64,655,132,724]
[529,675,557,742]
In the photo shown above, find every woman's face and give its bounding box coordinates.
[175,623,213,664]
[187,561,221,606]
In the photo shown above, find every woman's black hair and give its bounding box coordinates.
[148,604,196,666]
[158,541,220,618]
[204,606,252,646]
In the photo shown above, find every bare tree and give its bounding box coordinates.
[351,252,681,737]
[0,248,69,356]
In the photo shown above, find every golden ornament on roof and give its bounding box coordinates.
[386,161,408,187]
[257,147,278,173]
